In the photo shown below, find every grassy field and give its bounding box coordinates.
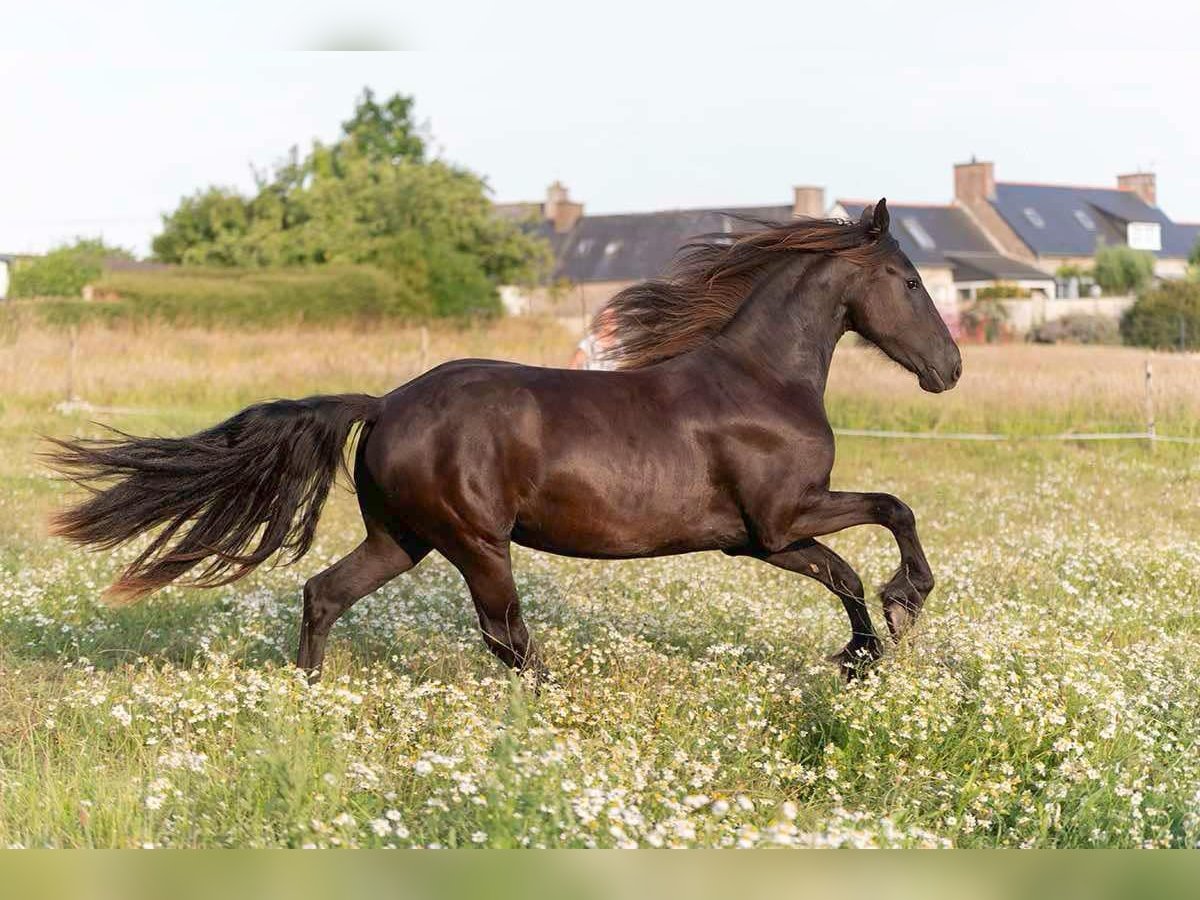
[1,320,1199,848]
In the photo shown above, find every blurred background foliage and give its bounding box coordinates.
[6,89,551,323]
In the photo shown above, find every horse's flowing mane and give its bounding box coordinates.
[604,211,899,369]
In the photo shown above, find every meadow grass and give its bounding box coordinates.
[0,320,1198,847]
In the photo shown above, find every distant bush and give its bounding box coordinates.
[30,264,500,328]
[959,296,1011,343]
[1028,313,1120,345]
[9,238,132,299]
[1120,280,1200,351]
[1093,245,1155,295]
[974,283,1028,300]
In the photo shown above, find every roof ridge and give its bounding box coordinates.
[837,198,955,210]
[551,202,794,221]
[997,179,1136,194]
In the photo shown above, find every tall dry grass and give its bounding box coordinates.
[0,317,577,416]
[828,342,1200,436]
[2,318,1197,435]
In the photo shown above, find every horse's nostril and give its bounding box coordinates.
[952,360,963,382]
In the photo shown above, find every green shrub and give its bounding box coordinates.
[9,238,130,298]
[959,297,1011,342]
[975,282,1028,300]
[1028,313,1120,345]
[1093,245,1155,295]
[1120,280,1200,351]
[30,264,497,328]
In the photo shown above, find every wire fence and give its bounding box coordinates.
[832,428,1200,445]
[834,359,1200,446]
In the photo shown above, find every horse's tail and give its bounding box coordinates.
[44,394,381,601]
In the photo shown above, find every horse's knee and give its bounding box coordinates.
[875,494,915,533]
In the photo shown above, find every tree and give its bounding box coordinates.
[152,188,254,266]
[340,88,426,165]
[1092,244,1155,295]
[10,238,133,298]
[152,89,550,316]
[1120,280,1200,351]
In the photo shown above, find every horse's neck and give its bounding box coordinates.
[708,256,847,393]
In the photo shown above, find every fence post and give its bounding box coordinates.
[66,324,79,404]
[418,325,429,374]
[1144,358,1155,449]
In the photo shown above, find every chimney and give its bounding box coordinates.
[954,157,996,204]
[792,186,825,219]
[1117,171,1156,206]
[544,180,583,233]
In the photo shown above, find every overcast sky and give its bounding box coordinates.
[3,2,1198,256]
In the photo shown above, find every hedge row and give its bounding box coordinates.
[26,265,501,328]
[1120,280,1200,351]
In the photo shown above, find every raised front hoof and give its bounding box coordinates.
[880,573,932,642]
[826,640,882,682]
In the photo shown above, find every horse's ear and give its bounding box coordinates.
[858,204,875,229]
[872,198,890,234]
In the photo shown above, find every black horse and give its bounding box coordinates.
[47,200,961,681]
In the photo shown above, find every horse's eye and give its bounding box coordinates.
[905,278,919,291]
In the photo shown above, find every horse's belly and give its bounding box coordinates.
[511,478,746,559]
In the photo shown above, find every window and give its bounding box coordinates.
[902,217,936,251]
[603,240,623,257]
[1023,207,1045,228]
[1073,209,1096,231]
[575,238,595,256]
[1127,222,1162,251]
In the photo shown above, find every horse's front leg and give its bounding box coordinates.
[785,491,935,641]
[739,539,882,679]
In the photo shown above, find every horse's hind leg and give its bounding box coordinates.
[750,539,881,678]
[297,527,429,683]
[448,541,545,681]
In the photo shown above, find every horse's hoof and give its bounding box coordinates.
[880,571,930,641]
[826,641,881,682]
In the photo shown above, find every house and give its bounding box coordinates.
[500,162,1199,330]
[495,182,804,320]
[829,200,1054,313]
[0,254,13,300]
[952,160,1200,286]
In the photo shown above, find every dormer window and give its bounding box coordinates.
[1023,207,1045,228]
[1127,222,1162,251]
[603,240,623,257]
[902,217,936,251]
[1073,209,1096,231]
[575,239,595,255]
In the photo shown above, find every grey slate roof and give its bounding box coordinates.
[943,252,1054,283]
[837,200,996,267]
[539,205,791,283]
[990,182,1198,259]
[1172,223,1200,260]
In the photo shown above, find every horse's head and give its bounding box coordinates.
[845,200,962,393]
